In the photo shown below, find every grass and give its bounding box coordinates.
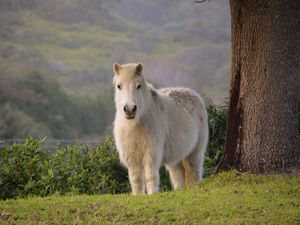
[0,171,299,225]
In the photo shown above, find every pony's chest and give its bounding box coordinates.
[115,126,153,164]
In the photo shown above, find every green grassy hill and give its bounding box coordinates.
[0,0,230,140]
[0,0,230,94]
[0,171,299,224]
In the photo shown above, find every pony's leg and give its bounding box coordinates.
[144,164,160,194]
[128,167,145,195]
[165,162,185,190]
[183,140,206,186]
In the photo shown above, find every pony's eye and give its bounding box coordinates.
[137,84,141,89]
[117,84,122,90]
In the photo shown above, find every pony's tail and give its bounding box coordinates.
[182,159,197,186]
[182,115,209,187]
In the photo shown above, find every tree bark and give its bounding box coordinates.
[217,0,300,173]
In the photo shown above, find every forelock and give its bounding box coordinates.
[121,63,139,75]
[115,63,143,82]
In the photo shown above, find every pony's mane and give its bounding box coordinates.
[146,81,158,98]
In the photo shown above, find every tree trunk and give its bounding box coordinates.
[217,0,300,173]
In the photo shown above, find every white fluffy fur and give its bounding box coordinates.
[113,63,208,195]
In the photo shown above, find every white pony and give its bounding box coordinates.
[113,62,208,195]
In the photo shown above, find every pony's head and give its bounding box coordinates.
[113,62,150,121]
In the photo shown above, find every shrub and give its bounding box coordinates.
[0,103,227,199]
[204,101,227,176]
[0,137,130,199]
[0,138,47,199]
[42,136,130,196]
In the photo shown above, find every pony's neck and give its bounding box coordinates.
[139,82,163,120]
[145,81,159,106]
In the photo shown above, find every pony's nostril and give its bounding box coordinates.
[123,105,128,113]
[132,105,137,112]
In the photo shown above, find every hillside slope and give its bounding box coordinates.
[0,0,230,139]
[0,171,299,224]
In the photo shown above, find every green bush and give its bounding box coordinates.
[0,138,47,199]
[0,103,227,199]
[204,101,227,176]
[0,137,130,199]
[42,137,130,196]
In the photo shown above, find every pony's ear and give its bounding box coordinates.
[113,63,121,75]
[136,62,143,75]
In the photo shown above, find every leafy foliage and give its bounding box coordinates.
[42,137,130,196]
[0,138,47,199]
[204,101,227,176]
[0,103,227,199]
[0,137,130,199]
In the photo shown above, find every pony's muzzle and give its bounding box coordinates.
[123,104,137,119]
